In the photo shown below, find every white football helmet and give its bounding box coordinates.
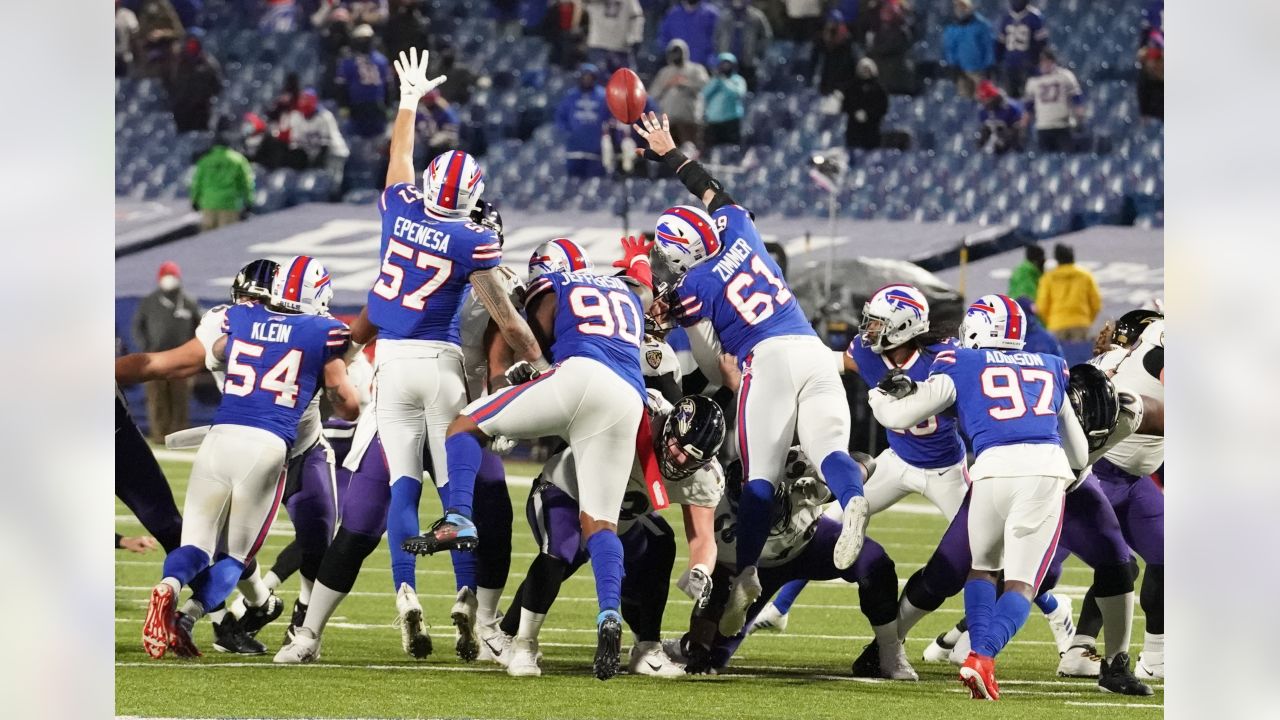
[958,294,1026,350]
[654,205,720,273]
[528,238,592,283]
[861,284,931,353]
[271,255,333,315]
[424,150,485,217]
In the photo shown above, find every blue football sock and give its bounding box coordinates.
[735,479,775,570]
[981,592,1033,658]
[772,579,809,615]
[161,545,210,587]
[192,555,246,612]
[444,433,482,518]
[963,578,997,657]
[1034,591,1059,615]
[585,530,624,613]
[387,477,423,590]
[820,452,866,508]
[434,482,477,591]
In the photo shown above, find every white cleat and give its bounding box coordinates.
[394,582,432,659]
[478,618,513,667]
[506,637,542,677]
[922,634,956,663]
[1135,652,1164,680]
[947,631,971,666]
[877,641,919,681]
[746,602,789,635]
[628,641,686,677]
[451,587,480,662]
[661,638,688,664]
[1058,643,1103,678]
[833,496,870,570]
[718,566,763,637]
[273,626,321,664]
[1043,594,1076,655]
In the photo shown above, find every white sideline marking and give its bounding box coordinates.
[1064,701,1163,709]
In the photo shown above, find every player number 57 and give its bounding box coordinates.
[372,238,454,310]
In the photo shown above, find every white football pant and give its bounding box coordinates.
[182,424,288,563]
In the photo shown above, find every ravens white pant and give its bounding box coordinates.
[968,459,1067,586]
[864,449,969,520]
[737,335,852,489]
[463,356,643,524]
[374,339,468,489]
[181,424,288,563]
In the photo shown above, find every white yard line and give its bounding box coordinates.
[1064,701,1163,709]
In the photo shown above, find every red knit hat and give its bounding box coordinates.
[157,261,182,279]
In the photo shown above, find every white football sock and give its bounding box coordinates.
[941,622,965,647]
[895,596,930,643]
[160,577,182,596]
[1143,632,1164,656]
[302,581,347,638]
[299,576,314,606]
[237,571,272,607]
[476,586,503,626]
[263,570,283,592]
[180,598,206,621]
[872,620,899,649]
[516,609,547,641]
[207,608,228,624]
[1096,592,1135,660]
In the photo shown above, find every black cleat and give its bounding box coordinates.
[239,594,284,638]
[593,610,623,681]
[212,615,267,655]
[170,612,203,658]
[283,599,308,648]
[1099,652,1155,696]
[401,513,479,556]
[851,640,882,678]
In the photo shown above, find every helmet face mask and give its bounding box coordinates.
[657,395,726,482]
[1113,309,1163,349]
[1068,363,1120,452]
[860,284,930,354]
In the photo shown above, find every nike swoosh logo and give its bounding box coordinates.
[483,638,503,656]
[646,661,663,671]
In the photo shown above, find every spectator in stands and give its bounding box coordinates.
[131,261,201,443]
[314,5,353,99]
[383,0,431,65]
[286,89,351,186]
[859,0,917,96]
[583,0,645,74]
[191,131,255,230]
[714,0,772,91]
[782,0,824,43]
[315,0,389,31]
[842,58,888,150]
[995,0,1048,97]
[117,1,140,78]
[656,0,720,67]
[336,24,393,138]
[1023,48,1083,152]
[555,63,612,178]
[702,53,747,147]
[975,79,1024,154]
[1015,296,1064,358]
[414,90,462,163]
[165,30,223,133]
[1036,242,1102,343]
[651,38,709,148]
[942,0,994,98]
[136,0,185,77]
[1008,242,1044,300]
[432,45,479,107]
[1137,30,1163,121]
[258,0,302,32]
[816,10,856,97]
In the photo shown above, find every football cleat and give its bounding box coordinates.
[947,631,971,666]
[833,496,870,570]
[507,638,542,677]
[452,587,480,662]
[1135,651,1164,680]
[1042,594,1076,655]
[212,615,266,655]
[878,640,919,681]
[628,641,686,677]
[922,632,956,663]
[1058,642,1102,678]
[478,619,513,667]
[661,638,689,665]
[402,513,479,555]
[142,583,178,659]
[282,599,308,648]
[238,593,284,638]
[169,612,203,658]
[850,641,881,678]
[959,652,1000,700]
[273,626,321,664]
[746,602,789,635]
[718,566,763,637]
[1098,652,1154,696]
[393,582,433,659]
[593,610,624,681]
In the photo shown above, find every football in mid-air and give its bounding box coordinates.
[606,68,647,124]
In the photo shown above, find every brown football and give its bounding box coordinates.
[605,68,647,124]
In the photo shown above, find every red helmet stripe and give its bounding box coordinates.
[282,256,309,301]
[438,151,465,209]
[668,207,719,254]
[999,294,1023,340]
[552,238,585,271]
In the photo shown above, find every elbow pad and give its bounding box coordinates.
[675,159,725,203]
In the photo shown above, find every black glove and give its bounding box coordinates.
[503,360,541,386]
[877,369,917,399]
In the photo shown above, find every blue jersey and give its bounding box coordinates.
[997,8,1049,71]
[368,182,501,343]
[336,52,391,105]
[848,336,965,469]
[929,347,1069,458]
[980,100,1025,130]
[671,205,814,360]
[212,303,349,445]
[526,270,646,400]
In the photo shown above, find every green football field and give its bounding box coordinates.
[115,451,1163,719]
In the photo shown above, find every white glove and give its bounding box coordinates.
[394,48,447,111]
[489,435,517,455]
[677,564,713,610]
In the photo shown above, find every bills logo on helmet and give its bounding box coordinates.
[883,287,925,319]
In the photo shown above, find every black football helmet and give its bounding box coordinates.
[231,259,280,303]
[1068,363,1120,453]
[658,395,726,481]
[1113,309,1162,349]
[470,198,504,246]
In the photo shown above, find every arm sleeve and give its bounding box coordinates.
[686,318,725,386]
[868,374,958,429]
[1058,397,1089,470]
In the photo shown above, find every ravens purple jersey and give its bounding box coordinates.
[212,303,350,445]
[929,346,1069,458]
[671,205,814,360]
[368,182,501,343]
[848,336,965,469]
[526,270,646,400]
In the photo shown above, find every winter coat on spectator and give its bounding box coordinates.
[714,2,772,76]
[943,12,995,73]
[656,1,720,67]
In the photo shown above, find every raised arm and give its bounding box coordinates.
[632,111,737,212]
[387,48,447,187]
[115,337,209,385]
[472,268,551,373]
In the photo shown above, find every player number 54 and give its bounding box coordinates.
[224,340,303,408]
